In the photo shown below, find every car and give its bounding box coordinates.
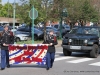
[0,26,4,31]
[0,26,13,36]
[0,26,28,43]
[0,26,14,31]
[38,26,60,37]
[52,24,70,31]
[52,24,70,37]
[11,29,17,34]
[39,26,58,31]
[62,26,100,58]
[15,26,44,40]
[46,26,60,37]
[15,34,29,42]
[0,26,4,46]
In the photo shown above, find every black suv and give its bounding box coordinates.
[62,26,100,58]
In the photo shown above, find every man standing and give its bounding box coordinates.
[43,30,58,70]
[0,25,14,70]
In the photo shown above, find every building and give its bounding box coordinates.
[0,17,20,26]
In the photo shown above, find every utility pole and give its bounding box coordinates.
[43,0,48,42]
[8,0,9,22]
[13,0,16,44]
[13,0,16,30]
[32,6,34,44]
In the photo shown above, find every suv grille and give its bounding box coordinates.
[72,39,84,46]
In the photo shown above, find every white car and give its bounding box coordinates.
[11,29,17,32]
[15,34,29,42]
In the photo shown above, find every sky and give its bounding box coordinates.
[2,0,19,4]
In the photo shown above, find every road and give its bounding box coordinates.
[0,47,100,75]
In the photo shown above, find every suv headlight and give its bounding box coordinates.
[69,39,72,42]
[84,39,88,43]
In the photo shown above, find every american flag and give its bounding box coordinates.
[9,44,48,65]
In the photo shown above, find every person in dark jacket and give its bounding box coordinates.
[43,30,58,70]
[0,25,14,70]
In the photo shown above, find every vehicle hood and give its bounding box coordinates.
[34,31,43,34]
[64,33,98,39]
[15,34,29,37]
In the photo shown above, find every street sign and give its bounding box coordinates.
[29,6,38,44]
[29,7,38,19]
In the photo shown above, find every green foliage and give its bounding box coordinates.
[16,0,47,25]
[0,3,13,17]
[80,0,99,22]
[0,4,3,16]
[0,0,99,24]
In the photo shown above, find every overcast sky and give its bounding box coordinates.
[2,0,19,4]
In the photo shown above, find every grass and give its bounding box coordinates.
[16,40,43,44]
[16,38,62,44]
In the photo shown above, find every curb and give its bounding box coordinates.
[36,40,62,48]
[55,40,62,47]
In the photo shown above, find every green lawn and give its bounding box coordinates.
[16,40,43,44]
[16,39,61,44]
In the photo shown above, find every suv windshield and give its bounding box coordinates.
[69,27,99,36]
[69,28,77,34]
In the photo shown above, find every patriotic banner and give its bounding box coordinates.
[9,44,48,65]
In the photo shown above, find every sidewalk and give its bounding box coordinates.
[36,40,62,47]
[55,40,62,47]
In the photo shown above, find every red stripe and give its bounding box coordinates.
[35,49,44,58]
[9,45,48,64]
[27,49,45,63]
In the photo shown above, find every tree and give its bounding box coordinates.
[17,0,47,24]
[0,3,3,16]
[81,0,99,22]
[17,0,100,25]
[18,0,50,40]
[0,3,13,18]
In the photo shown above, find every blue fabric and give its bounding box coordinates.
[46,52,55,68]
[1,50,9,68]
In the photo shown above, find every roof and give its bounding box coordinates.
[0,17,20,23]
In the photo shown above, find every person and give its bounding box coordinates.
[86,21,91,26]
[73,22,79,28]
[74,22,79,26]
[43,30,58,70]
[0,25,14,70]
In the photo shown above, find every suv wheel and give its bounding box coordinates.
[34,35,38,41]
[90,44,99,58]
[63,48,72,56]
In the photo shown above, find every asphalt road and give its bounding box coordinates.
[0,47,100,75]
